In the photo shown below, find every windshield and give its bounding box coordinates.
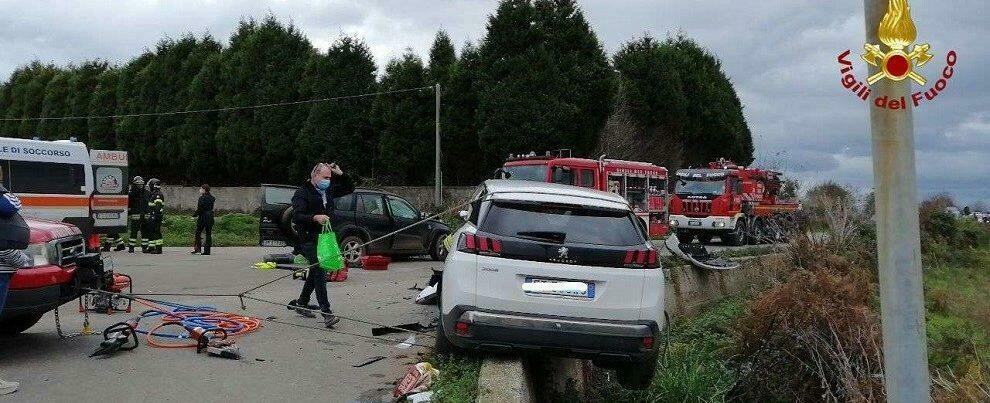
[480,201,645,246]
[675,178,726,195]
[501,164,547,182]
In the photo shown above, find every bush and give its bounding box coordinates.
[730,268,883,402]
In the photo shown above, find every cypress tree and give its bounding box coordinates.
[87,68,120,149]
[295,36,377,181]
[373,52,433,185]
[215,17,315,184]
[476,0,614,168]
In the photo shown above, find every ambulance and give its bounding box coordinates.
[0,137,129,239]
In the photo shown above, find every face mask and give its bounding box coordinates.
[316,179,331,190]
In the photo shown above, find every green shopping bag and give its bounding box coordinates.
[317,223,345,272]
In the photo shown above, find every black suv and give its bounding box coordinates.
[259,184,451,264]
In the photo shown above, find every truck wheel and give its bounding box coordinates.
[0,313,44,336]
[750,217,768,245]
[676,231,695,243]
[616,356,658,390]
[728,220,747,246]
[697,234,713,244]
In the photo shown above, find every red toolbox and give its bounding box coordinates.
[360,255,391,270]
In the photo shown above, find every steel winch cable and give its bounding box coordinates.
[239,294,436,339]
[265,317,435,349]
[242,196,474,294]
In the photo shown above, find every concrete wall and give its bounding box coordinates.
[161,185,477,213]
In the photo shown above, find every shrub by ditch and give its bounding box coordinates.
[730,268,883,402]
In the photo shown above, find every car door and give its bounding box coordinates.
[356,193,393,253]
[386,195,425,252]
[331,193,356,231]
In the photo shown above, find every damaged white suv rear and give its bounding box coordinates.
[437,180,666,389]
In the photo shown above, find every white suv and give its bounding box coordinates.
[437,180,666,389]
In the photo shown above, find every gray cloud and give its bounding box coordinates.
[1,0,987,205]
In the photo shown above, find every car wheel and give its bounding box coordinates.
[339,235,365,265]
[280,207,299,241]
[0,313,44,336]
[430,233,449,261]
[697,234,713,244]
[615,356,658,390]
[727,219,747,246]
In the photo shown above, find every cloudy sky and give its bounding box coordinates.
[2,0,987,205]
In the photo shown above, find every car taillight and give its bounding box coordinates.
[455,321,470,336]
[87,234,101,251]
[623,248,658,269]
[642,336,655,350]
[458,233,502,255]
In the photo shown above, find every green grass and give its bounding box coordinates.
[924,247,990,376]
[160,213,259,247]
[427,354,483,403]
[587,298,745,402]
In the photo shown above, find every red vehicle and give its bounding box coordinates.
[668,158,800,245]
[0,217,104,335]
[500,151,670,237]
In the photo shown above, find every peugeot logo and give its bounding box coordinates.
[557,246,569,259]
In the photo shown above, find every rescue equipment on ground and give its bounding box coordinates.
[359,255,391,271]
[317,223,344,271]
[90,320,140,357]
[254,253,348,282]
[79,273,133,314]
[663,236,741,270]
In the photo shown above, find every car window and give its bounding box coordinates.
[358,194,385,216]
[387,196,418,220]
[264,186,296,205]
[580,169,595,188]
[7,160,86,195]
[334,194,355,211]
[480,201,645,246]
[551,166,575,185]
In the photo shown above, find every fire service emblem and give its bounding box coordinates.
[836,0,957,110]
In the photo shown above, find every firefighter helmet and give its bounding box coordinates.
[132,176,145,186]
[146,178,161,191]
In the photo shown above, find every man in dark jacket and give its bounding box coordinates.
[0,178,31,396]
[287,162,354,328]
[191,184,215,255]
[127,176,147,253]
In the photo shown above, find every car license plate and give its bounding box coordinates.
[95,212,120,219]
[260,240,287,247]
[523,278,595,298]
[688,220,702,226]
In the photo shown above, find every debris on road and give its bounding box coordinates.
[352,356,387,368]
[393,362,439,399]
[406,391,434,403]
[395,336,416,349]
[664,236,741,270]
[371,322,433,336]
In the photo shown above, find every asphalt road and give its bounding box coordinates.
[0,247,440,403]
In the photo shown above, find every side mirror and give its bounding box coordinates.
[458,210,469,219]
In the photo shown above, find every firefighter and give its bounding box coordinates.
[143,178,165,254]
[127,176,147,253]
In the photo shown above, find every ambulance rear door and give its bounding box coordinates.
[89,150,129,234]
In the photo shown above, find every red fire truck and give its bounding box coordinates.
[668,158,800,245]
[499,151,670,236]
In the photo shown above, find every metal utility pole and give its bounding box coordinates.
[863,0,930,401]
[434,83,442,208]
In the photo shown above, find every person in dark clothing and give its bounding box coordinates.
[127,176,147,253]
[192,184,215,255]
[287,162,354,328]
[143,178,165,254]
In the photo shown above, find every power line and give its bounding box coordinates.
[0,85,434,122]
